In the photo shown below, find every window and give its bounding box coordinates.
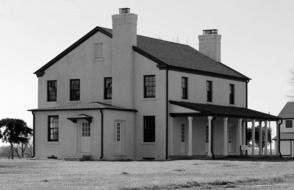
[228,126,233,143]
[94,42,103,59]
[47,80,57,102]
[206,80,213,102]
[48,116,59,141]
[229,84,235,105]
[181,124,185,142]
[182,77,188,99]
[104,77,112,99]
[286,120,293,128]
[70,79,80,101]
[82,122,90,137]
[205,126,208,143]
[143,116,155,142]
[144,75,155,98]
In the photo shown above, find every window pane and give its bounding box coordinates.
[144,75,155,98]
[70,79,80,101]
[206,81,212,102]
[143,116,155,142]
[229,84,235,104]
[82,123,90,137]
[47,80,57,102]
[181,124,185,142]
[286,120,293,128]
[48,116,59,141]
[182,77,188,99]
[104,77,112,99]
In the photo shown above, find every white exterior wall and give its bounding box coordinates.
[38,32,112,108]
[168,70,247,107]
[134,52,167,160]
[34,110,101,159]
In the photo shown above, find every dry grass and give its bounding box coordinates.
[0,159,294,189]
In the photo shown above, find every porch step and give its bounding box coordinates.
[169,155,211,160]
[64,157,80,161]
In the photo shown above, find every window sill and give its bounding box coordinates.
[141,98,157,102]
[141,142,156,145]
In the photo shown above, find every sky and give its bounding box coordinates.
[0,0,294,142]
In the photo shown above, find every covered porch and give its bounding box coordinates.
[169,101,281,158]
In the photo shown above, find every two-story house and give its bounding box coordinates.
[277,102,294,157]
[30,8,280,160]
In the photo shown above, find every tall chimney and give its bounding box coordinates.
[111,8,137,108]
[198,29,221,62]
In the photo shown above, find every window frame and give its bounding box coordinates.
[206,80,213,102]
[286,120,293,128]
[229,84,235,105]
[104,77,112,100]
[48,115,59,142]
[82,122,91,137]
[47,80,57,102]
[143,75,156,98]
[181,77,188,99]
[69,79,80,101]
[143,116,155,143]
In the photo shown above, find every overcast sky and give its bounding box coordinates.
[1,0,294,134]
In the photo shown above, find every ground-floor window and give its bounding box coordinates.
[143,116,155,142]
[181,124,185,142]
[48,116,59,141]
[205,126,208,143]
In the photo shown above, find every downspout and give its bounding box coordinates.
[277,119,282,158]
[32,111,36,158]
[165,69,169,160]
[99,109,104,160]
[211,116,216,159]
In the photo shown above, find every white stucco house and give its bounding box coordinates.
[276,102,294,157]
[30,8,281,160]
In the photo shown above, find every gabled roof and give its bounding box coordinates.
[170,100,280,121]
[278,102,294,118]
[34,26,250,81]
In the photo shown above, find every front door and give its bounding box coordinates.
[80,122,91,153]
[114,120,125,154]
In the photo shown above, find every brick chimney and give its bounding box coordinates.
[111,8,137,108]
[198,29,221,62]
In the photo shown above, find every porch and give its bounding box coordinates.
[169,101,281,158]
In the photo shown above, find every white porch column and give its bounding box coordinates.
[264,121,268,155]
[259,121,263,156]
[188,117,193,156]
[223,117,228,156]
[170,117,174,156]
[252,120,255,156]
[238,119,243,154]
[276,121,280,156]
[208,116,213,157]
[243,121,246,145]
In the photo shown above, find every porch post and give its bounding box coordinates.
[252,120,255,156]
[264,121,268,155]
[170,117,174,156]
[276,121,280,156]
[259,121,263,156]
[243,121,246,145]
[208,116,213,157]
[223,117,228,156]
[188,116,193,156]
[238,119,243,155]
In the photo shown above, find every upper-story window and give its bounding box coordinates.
[144,75,155,98]
[70,79,80,101]
[229,84,235,105]
[48,115,59,142]
[286,120,293,128]
[94,42,103,60]
[47,80,57,102]
[181,77,188,99]
[104,77,112,99]
[206,80,213,102]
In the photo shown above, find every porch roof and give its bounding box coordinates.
[170,100,280,121]
[67,114,93,123]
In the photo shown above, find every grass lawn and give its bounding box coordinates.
[0,159,294,189]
